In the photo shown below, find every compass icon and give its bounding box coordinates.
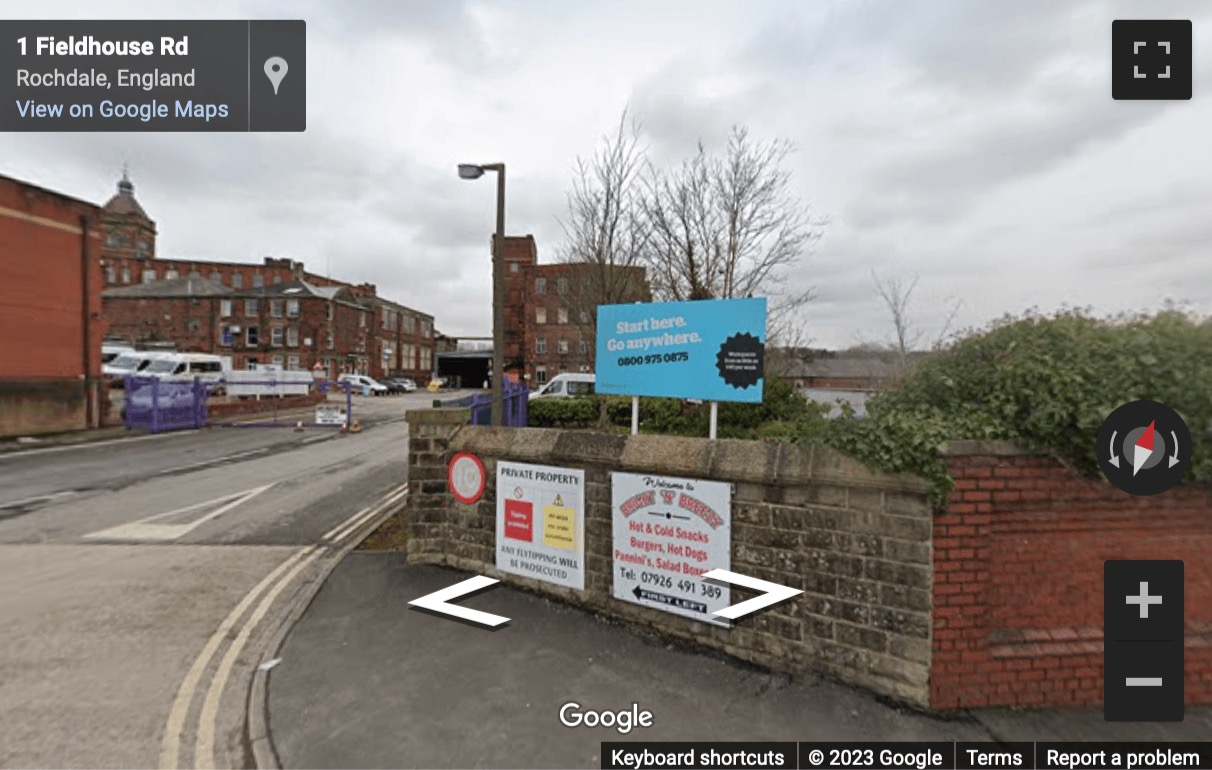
[1097,400,1191,495]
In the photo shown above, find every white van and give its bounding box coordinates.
[142,353,229,386]
[101,342,134,364]
[337,373,389,396]
[103,350,176,382]
[529,372,595,400]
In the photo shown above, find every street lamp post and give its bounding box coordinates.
[458,162,507,426]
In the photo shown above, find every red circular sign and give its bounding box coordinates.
[447,452,486,504]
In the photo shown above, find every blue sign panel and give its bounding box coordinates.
[595,297,767,403]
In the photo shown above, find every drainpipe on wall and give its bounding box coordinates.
[80,214,94,429]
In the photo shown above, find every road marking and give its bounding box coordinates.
[159,545,317,770]
[154,447,271,476]
[321,482,409,542]
[194,547,323,769]
[85,485,272,542]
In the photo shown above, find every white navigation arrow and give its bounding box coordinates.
[408,575,509,628]
[1169,430,1181,468]
[703,569,803,620]
[1132,443,1152,476]
[1109,431,1121,468]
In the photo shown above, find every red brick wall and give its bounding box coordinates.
[931,443,1212,710]
[0,176,106,435]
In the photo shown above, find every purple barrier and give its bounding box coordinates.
[124,376,208,434]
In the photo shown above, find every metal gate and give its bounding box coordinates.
[123,375,208,433]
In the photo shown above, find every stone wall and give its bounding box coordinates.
[933,441,1212,710]
[405,409,936,707]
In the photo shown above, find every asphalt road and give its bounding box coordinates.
[0,392,433,769]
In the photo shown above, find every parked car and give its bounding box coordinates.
[529,373,595,400]
[337,373,389,396]
[383,377,417,394]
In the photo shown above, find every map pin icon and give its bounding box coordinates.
[264,57,288,95]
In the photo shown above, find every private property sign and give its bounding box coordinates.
[495,461,585,591]
[595,297,767,403]
[611,472,732,626]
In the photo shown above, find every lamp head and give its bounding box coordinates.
[457,164,485,180]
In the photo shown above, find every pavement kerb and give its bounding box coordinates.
[244,487,411,770]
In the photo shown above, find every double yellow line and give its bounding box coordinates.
[159,481,410,769]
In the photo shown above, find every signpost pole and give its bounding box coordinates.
[709,401,718,440]
[631,396,639,435]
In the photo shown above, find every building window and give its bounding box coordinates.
[536,276,547,294]
[286,299,299,318]
[271,300,284,318]
[272,355,284,368]
[536,338,547,354]
[165,269,179,280]
[246,326,260,346]
[421,320,431,337]
[106,233,118,247]
[578,339,588,354]
[245,299,259,316]
[578,310,589,324]
[210,271,223,284]
[359,313,366,328]
[142,269,157,283]
[557,277,568,295]
[287,355,300,370]
[536,366,547,384]
[557,339,569,354]
[187,319,201,333]
[536,307,547,324]
[121,266,131,284]
[509,262,519,273]
[220,326,234,346]
[137,239,151,255]
[273,276,282,285]
[271,326,284,346]
[557,308,568,324]
[105,265,116,284]
[326,330,334,350]
[252,274,264,288]
[220,299,232,317]
[326,302,334,321]
[287,326,299,347]
[232,273,244,289]
[188,270,200,279]
[421,349,431,371]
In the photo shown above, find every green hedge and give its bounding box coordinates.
[801,310,1212,502]
[526,376,827,437]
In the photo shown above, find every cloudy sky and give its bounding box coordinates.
[6,0,1211,348]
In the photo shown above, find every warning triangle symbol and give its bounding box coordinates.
[553,494,563,507]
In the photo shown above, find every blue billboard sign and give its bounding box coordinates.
[595,297,767,403]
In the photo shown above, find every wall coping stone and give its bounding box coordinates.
[448,424,931,494]
[938,440,1044,457]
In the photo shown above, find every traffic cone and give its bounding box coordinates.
[294,420,304,432]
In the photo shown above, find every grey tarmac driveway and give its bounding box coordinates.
[268,554,1212,769]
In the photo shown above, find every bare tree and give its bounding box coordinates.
[556,110,652,425]
[871,269,961,365]
[642,126,823,343]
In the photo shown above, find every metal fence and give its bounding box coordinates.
[431,378,528,427]
[468,379,529,427]
[123,375,208,433]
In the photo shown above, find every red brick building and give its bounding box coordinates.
[502,235,649,387]
[95,174,435,382]
[0,174,107,436]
